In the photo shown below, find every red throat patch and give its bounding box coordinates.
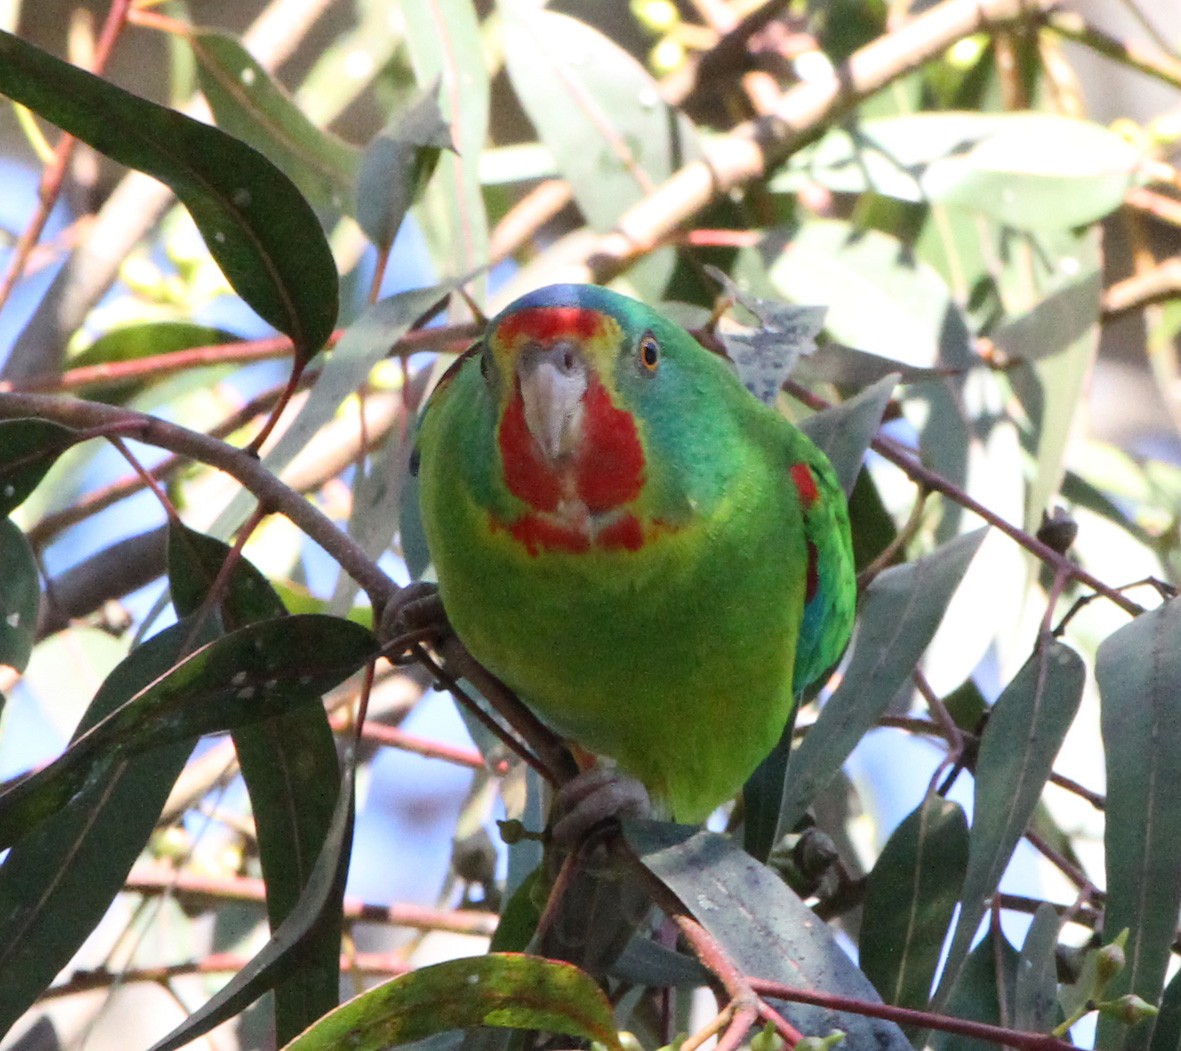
[495,368,647,554]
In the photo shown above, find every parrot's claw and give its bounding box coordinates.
[549,764,652,847]
[377,581,450,661]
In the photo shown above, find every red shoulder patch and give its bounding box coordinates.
[431,343,480,399]
[790,462,820,508]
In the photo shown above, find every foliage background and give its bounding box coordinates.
[0,2,1180,1051]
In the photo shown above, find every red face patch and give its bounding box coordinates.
[493,306,603,346]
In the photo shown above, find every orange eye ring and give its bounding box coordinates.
[639,332,660,372]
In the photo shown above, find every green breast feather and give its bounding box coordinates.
[415,284,855,822]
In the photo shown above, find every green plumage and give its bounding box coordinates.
[416,284,855,822]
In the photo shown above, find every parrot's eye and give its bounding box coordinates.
[639,333,660,373]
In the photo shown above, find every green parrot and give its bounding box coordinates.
[415,284,855,823]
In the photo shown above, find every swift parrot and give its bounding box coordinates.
[414,284,855,823]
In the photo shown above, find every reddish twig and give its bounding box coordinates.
[748,977,1078,1051]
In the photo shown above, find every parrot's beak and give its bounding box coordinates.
[516,342,588,462]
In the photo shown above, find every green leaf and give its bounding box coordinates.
[357,81,454,251]
[167,525,344,1043]
[1097,599,1181,1051]
[626,821,911,1051]
[215,283,450,539]
[0,418,80,515]
[68,321,239,400]
[774,113,1141,230]
[0,615,374,850]
[800,372,897,497]
[401,0,489,286]
[1149,968,1181,1051]
[280,954,622,1051]
[499,1,701,296]
[0,620,209,1036]
[938,640,1085,1007]
[1014,903,1061,1034]
[0,519,38,673]
[148,760,356,1051]
[860,793,968,1013]
[190,28,360,215]
[776,528,986,839]
[934,929,1020,1051]
[0,29,338,361]
[759,221,974,368]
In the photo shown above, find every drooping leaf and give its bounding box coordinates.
[0,615,374,850]
[280,954,622,1051]
[860,793,968,1013]
[0,519,38,673]
[0,29,338,361]
[626,822,912,1051]
[0,418,80,515]
[190,28,360,215]
[167,525,344,1043]
[938,640,1085,1007]
[357,81,454,251]
[776,528,986,840]
[1096,599,1181,1051]
[0,619,212,1036]
[148,760,356,1051]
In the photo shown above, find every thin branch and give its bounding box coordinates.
[748,977,1078,1051]
[0,392,396,610]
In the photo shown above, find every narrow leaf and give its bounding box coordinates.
[1097,599,1181,1051]
[934,930,1020,1051]
[0,418,79,515]
[776,528,986,839]
[0,519,37,673]
[860,794,968,1012]
[148,760,356,1051]
[499,1,700,295]
[190,28,360,214]
[357,81,454,251]
[1150,969,1181,1051]
[801,372,897,496]
[1014,903,1061,1034]
[0,29,338,360]
[281,954,622,1051]
[938,640,1085,1007]
[0,615,374,849]
[0,620,209,1035]
[627,821,912,1051]
[168,525,344,1043]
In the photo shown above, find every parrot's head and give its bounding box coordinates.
[458,283,705,555]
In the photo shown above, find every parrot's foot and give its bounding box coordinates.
[550,764,652,846]
[377,581,450,660]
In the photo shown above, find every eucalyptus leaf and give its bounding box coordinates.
[626,821,911,1051]
[190,28,360,214]
[280,954,622,1051]
[0,519,37,673]
[860,793,968,1013]
[776,528,986,839]
[938,640,1085,1007]
[1097,599,1181,1051]
[0,29,338,360]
